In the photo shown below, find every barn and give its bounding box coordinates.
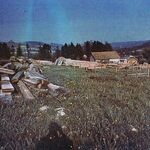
[91,51,120,63]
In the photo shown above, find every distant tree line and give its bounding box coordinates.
[1,41,150,63]
[0,43,11,59]
[0,41,113,61]
[61,41,113,60]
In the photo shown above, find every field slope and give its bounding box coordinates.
[0,66,150,149]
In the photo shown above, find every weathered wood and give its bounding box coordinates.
[17,81,34,100]
[23,78,41,86]
[48,83,70,96]
[48,83,60,92]
[11,71,24,83]
[1,82,14,93]
[1,74,10,82]
[0,90,12,104]
[0,67,15,75]
[25,70,47,80]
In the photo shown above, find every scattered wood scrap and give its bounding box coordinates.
[0,90,12,104]
[0,57,70,104]
[11,71,24,83]
[0,67,15,75]
[17,81,34,100]
[1,74,10,82]
[1,82,14,93]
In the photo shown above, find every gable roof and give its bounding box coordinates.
[91,51,120,60]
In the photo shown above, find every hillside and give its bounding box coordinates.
[111,40,150,50]
[1,66,150,149]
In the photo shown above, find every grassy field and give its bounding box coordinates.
[0,65,150,149]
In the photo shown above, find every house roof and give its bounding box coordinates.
[92,51,120,60]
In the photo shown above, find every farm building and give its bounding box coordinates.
[91,51,120,63]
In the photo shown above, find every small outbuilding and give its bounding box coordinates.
[91,51,120,63]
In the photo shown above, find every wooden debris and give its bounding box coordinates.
[17,81,34,100]
[0,67,15,75]
[0,90,12,104]
[1,82,14,93]
[11,71,24,83]
[48,83,60,92]
[23,78,41,86]
[25,70,47,80]
[48,83,70,96]
[1,74,10,82]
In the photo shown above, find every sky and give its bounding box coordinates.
[0,0,150,44]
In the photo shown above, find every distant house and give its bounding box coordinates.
[90,51,120,63]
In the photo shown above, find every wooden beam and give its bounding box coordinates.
[11,71,24,83]
[1,82,14,93]
[0,67,15,75]
[0,90,12,104]
[1,74,10,82]
[23,78,40,86]
[17,81,34,100]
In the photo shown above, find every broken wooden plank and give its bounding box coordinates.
[0,90,12,104]
[48,83,70,96]
[25,70,47,80]
[23,78,41,86]
[11,71,24,83]
[17,81,34,100]
[1,82,14,93]
[1,74,10,82]
[0,67,15,75]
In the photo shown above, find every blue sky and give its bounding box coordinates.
[0,0,150,44]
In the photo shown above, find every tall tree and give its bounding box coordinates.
[84,41,92,60]
[16,44,22,57]
[142,48,150,63]
[38,44,52,60]
[61,43,69,58]
[0,42,11,59]
[75,44,84,60]
[104,42,113,51]
[10,45,15,56]
[54,46,61,59]
[26,43,30,58]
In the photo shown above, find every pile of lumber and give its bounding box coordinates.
[0,57,70,104]
[0,70,15,104]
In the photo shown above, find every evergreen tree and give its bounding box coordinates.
[61,43,69,58]
[0,42,11,59]
[10,45,15,56]
[16,44,22,57]
[105,42,113,51]
[38,44,52,60]
[84,41,92,60]
[53,46,61,61]
[75,44,84,60]
[26,43,30,58]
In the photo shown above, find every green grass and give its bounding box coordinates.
[0,65,150,149]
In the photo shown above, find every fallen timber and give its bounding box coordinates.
[0,57,71,103]
[0,67,15,75]
[17,81,35,100]
[11,71,24,83]
[0,90,12,104]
